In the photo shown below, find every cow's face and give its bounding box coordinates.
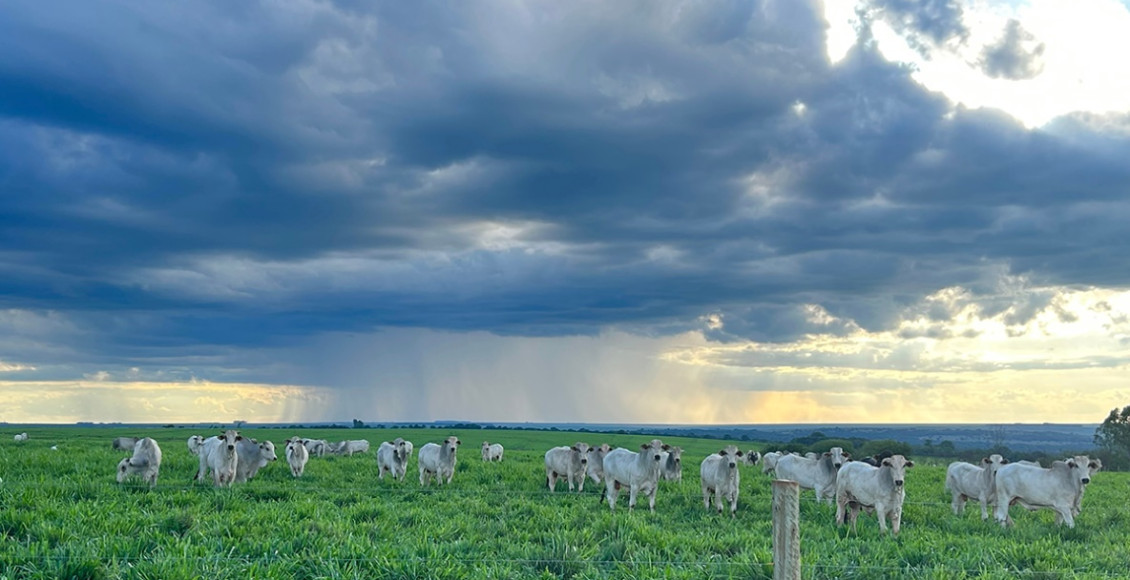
[719,445,741,469]
[572,442,592,465]
[116,459,130,483]
[445,437,460,454]
[880,455,914,488]
[261,440,277,461]
[1067,455,1098,485]
[644,439,665,462]
[828,447,848,469]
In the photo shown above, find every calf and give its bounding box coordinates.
[742,450,762,467]
[995,457,1099,528]
[700,445,745,517]
[112,437,139,451]
[775,447,850,503]
[285,437,309,478]
[117,437,163,488]
[234,438,277,483]
[836,455,914,536]
[418,436,461,486]
[378,438,410,481]
[659,446,684,482]
[545,442,592,492]
[13,433,28,442]
[945,454,1009,520]
[196,430,242,487]
[481,441,504,462]
[602,439,669,512]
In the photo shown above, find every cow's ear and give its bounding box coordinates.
[736,451,744,457]
[662,444,671,451]
[982,457,990,464]
[1001,459,1009,464]
[640,443,649,451]
[571,445,580,452]
[843,452,851,458]
[236,436,243,441]
[218,435,226,441]
[906,461,914,468]
[456,439,461,445]
[881,458,892,466]
[1089,461,1100,469]
[1067,461,1077,468]
[823,452,831,457]
[719,449,727,456]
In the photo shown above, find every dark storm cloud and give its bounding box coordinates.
[2,0,1130,379]
[868,0,969,51]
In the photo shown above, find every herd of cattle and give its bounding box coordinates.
[20,432,1101,535]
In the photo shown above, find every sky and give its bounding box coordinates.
[3,0,1130,425]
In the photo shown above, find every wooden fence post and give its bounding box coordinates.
[772,480,800,580]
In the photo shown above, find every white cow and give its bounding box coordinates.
[995,457,1100,528]
[302,439,331,457]
[945,454,1009,520]
[234,438,277,483]
[775,447,850,503]
[481,441,504,462]
[1070,456,1101,516]
[335,440,370,456]
[761,451,782,475]
[659,446,684,482]
[112,437,139,451]
[836,454,914,536]
[585,444,612,484]
[378,438,410,481]
[284,437,309,478]
[545,442,593,492]
[13,433,28,442]
[602,439,669,512]
[419,436,461,486]
[195,430,242,487]
[187,435,205,456]
[117,437,163,488]
[742,450,762,467]
[700,445,746,517]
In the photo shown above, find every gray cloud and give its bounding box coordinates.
[1,0,1129,398]
[981,19,1046,80]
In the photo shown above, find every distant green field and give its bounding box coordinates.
[0,426,1125,579]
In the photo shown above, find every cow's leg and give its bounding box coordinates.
[628,484,639,511]
[702,486,712,510]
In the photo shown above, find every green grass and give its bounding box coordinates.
[0,427,1125,579]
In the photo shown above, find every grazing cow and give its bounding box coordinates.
[196,430,242,487]
[334,440,370,456]
[187,435,205,456]
[112,437,139,451]
[481,441,504,462]
[284,437,309,478]
[836,455,914,536]
[117,437,163,488]
[602,439,669,512]
[13,433,28,442]
[234,438,277,483]
[545,442,593,492]
[945,454,1009,520]
[586,443,612,484]
[700,445,745,517]
[761,451,782,475]
[659,446,684,482]
[419,436,461,486]
[378,438,410,481]
[775,447,850,503]
[302,439,331,457]
[995,457,1100,528]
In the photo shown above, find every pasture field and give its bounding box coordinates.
[0,426,1127,579]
